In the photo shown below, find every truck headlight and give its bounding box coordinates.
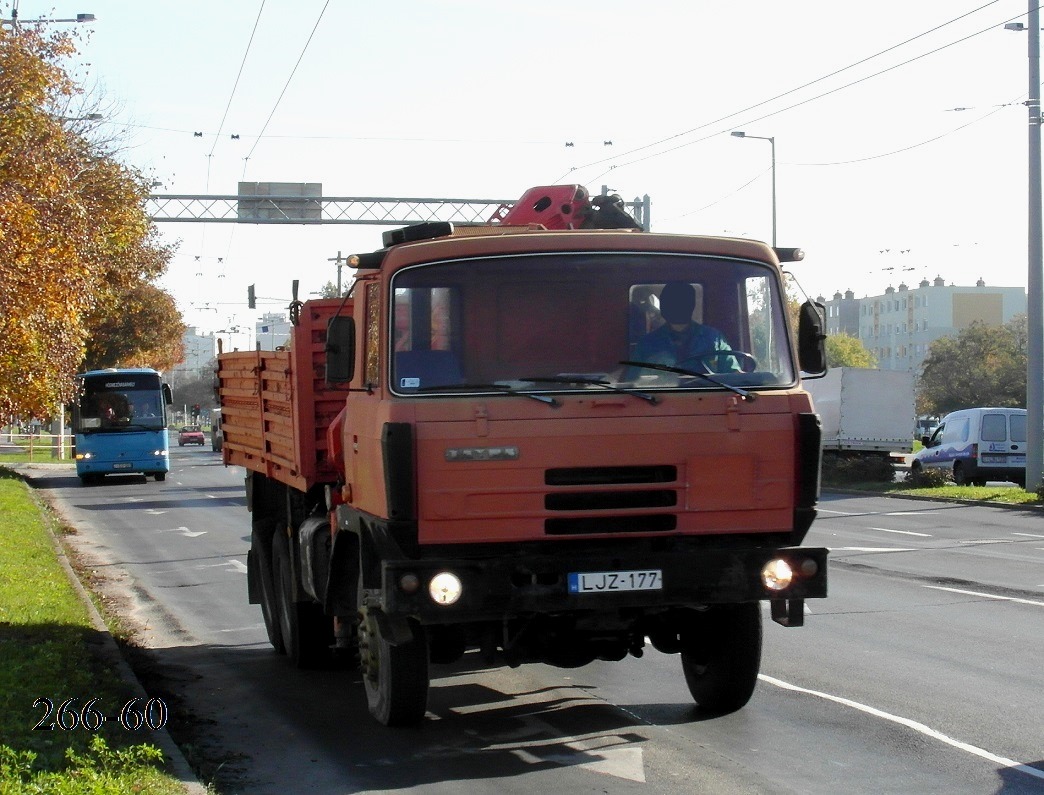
[761,558,793,591]
[429,572,463,606]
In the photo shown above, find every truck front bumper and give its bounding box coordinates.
[374,545,827,627]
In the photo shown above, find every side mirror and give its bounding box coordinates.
[920,435,931,447]
[162,384,173,406]
[797,300,827,376]
[325,316,356,385]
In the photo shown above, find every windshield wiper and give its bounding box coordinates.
[519,375,658,404]
[413,382,559,406]
[619,361,755,402]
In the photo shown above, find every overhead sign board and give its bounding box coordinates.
[238,182,322,222]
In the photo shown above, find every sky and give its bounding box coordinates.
[18,0,1041,348]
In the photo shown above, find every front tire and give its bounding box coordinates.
[359,591,429,726]
[680,602,763,716]
[953,461,968,486]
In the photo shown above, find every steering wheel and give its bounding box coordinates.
[680,350,758,374]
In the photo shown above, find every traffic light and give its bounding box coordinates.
[247,284,256,309]
[192,403,201,419]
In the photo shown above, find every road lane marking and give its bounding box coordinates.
[226,559,247,574]
[831,547,918,553]
[869,527,932,537]
[1012,532,1044,539]
[760,675,1044,783]
[924,585,1044,608]
[156,526,207,538]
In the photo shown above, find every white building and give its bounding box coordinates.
[256,313,292,350]
[168,326,215,381]
[819,277,1026,373]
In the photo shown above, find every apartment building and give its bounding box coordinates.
[819,276,1026,373]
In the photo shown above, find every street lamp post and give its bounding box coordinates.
[1006,8,1043,492]
[731,131,777,247]
[1,10,95,29]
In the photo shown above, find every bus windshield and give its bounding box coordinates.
[77,372,166,431]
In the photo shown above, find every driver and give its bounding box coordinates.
[631,281,739,373]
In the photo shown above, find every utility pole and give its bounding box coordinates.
[328,251,345,296]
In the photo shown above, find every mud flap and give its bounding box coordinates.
[771,598,804,627]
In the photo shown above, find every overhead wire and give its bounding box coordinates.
[588,4,1036,220]
[197,0,267,285]
[242,0,331,166]
[557,1,1015,184]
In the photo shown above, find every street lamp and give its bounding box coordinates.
[1,11,95,29]
[731,131,777,247]
[1006,7,1043,492]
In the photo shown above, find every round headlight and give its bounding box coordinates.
[761,558,794,591]
[429,572,463,606]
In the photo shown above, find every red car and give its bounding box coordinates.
[177,425,205,446]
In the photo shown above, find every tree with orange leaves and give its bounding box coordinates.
[0,23,183,421]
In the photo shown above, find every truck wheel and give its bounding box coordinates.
[953,462,968,486]
[680,602,762,716]
[359,592,429,726]
[155,473,166,482]
[252,526,283,653]
[272,531,331,668]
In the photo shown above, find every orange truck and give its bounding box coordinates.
[216,185,829,726]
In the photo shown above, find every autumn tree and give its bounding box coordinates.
[825,333,877,368]
[0,24,181,420]
[917,315,1027,416]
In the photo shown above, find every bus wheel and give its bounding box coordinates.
[358,587,429,726]
[272,530,331,668]
[154,473,166,482]
[680,602,762,716]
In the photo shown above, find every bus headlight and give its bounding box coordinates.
[761,559,794,591]
[429,572,463,606]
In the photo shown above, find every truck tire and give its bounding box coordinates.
[680,602,762,716]
[953,462,968,486]
[252,525,283,653]
[272,531,331,668]
[359,592,429,726]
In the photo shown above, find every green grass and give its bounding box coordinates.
[828,477,1044,506]
[0,468,186,794]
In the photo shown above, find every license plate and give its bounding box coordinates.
[568,570,662,593]
[982,455,1024,465]
[112,462,132,469]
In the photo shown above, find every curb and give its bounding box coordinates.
[16,466,209,795]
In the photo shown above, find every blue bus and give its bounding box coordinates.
[72,368,173,485]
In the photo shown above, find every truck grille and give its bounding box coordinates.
[543,465,678,536]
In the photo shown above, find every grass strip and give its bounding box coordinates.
[0,467,186,794]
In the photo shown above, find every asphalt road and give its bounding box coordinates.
[20,450,1044,794]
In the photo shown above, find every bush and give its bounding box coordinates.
[821,453,896,485]
[906,466,951,488]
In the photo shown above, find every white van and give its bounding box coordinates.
[912,407,1027,486]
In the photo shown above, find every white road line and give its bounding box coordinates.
[1012,532,1044,539]
[832,547,918,553]
[869,526,932,537]
[760,675,1044,783]
[924,585,1044,608]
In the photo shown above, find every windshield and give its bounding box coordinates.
[77,374,166,431]
[388,251,795,396]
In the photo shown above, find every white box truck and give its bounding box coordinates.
[805,368,916,456]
